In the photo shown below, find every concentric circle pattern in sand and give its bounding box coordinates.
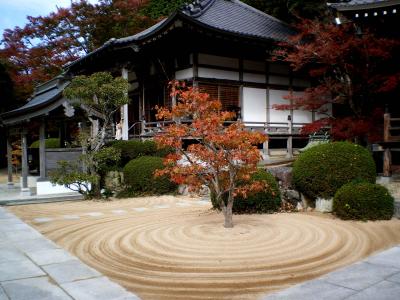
[9,196,400,300]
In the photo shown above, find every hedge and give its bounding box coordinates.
[108,140,174,166]
[211,169,281,214]
[123,156,176,194]
[30,138,60,148]
[293,142,376,200]
[333,182,394,220]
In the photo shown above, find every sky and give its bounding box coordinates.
[0,0,98,35]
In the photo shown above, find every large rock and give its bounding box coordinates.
[268,166,293,189]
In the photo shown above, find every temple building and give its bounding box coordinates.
[1,0,323,195]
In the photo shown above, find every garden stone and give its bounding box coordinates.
[104,171,124,193]
[283,189,301,205]
[394,200,400,219]
[315,198,333,213]
[268,167,293,189]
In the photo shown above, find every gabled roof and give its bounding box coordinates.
[65,0,293,70]
[0,76,69,125]
[328,0,400,11]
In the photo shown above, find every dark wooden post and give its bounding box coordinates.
[384,113,390,142]
[286,115,293,159]
[39,119,46,179]
[21,128,31,195]
[6,130,13,188]
[383,148,392,177]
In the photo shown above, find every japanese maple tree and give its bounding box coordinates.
[274,20,400,142]
[155,82,267,228]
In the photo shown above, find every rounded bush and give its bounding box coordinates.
[109,140,173,166]
[293,142,376,200]
[211,169,281,214]
[333,182,394,220]
[123,156,176,194]
[30,138,60,148]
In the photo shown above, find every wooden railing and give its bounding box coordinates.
[384,113,400,142]
[129,119,321,159]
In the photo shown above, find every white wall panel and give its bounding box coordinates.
[243,73,266,83]
[292,91,312,125]
[198,53,239,68]
[175,68,193,80]
[198,67,239,81]
[315,103,333,120]
[242,87,267,124]
[269,89,291,124]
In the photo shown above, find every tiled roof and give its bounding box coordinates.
[65,0,292,70]
[0,76,68,123]
[328,0,400,10]
[183,0,293,41]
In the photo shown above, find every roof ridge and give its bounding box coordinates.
[230,0,290,27]
[182,0,216,17]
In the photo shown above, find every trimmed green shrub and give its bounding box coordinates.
[109,140,174,166]
[123,156,176,194]
[333,182,394,220]
[30,138,60,148]
[293,142,376,200]
[211,169,281,214]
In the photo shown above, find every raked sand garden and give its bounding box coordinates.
[9,195,400,300]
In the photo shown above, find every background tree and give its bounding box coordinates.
[274,20,400,142]
[155,82,267,228]
[56,72,129,197]
[0,0,152,103]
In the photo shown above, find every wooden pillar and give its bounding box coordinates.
[384,113,390,142]
[21,128,31,195]
[383,148,392,177]
[286,115,293,159]
[121,67,129,140]
[6,130,13,188]
[39,120,46,179]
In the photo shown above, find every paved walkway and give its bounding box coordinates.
[0,207,140,300]
[263,246,400,300]
[0,184,82,206]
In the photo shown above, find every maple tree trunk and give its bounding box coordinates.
[222,195,234,228]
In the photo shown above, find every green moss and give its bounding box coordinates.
[211,169,281,214]
[333,182,394,220]
[293,142,376,200]
[30,138,60,148]
[123,156,176,195]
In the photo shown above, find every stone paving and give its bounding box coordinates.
[2,202,400,300]
[0,207,140,300]
[0,184,83,206]
[263,245,400,300]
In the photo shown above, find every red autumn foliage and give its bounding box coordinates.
[274,19,400,142]
[154,81,267,228]
[0,0,153,103]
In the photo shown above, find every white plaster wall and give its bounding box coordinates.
[243,73,266,83]
[198,53,239,68]
[36,181,82,195]
[242,87,267,124]
[175,68,194,80]
[269,89,291,124]
[198,67,239,81]
[315,103,333,120]
[292,91,313,125]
